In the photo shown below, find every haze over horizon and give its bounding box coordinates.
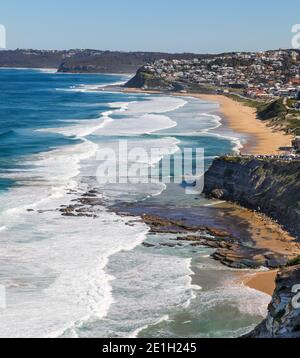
[1,0,300,53]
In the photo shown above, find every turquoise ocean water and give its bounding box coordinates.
[0,69,270,338]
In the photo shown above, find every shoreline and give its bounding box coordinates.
[194,94,293,155]
[123,88,293,155]
[122,87,297,297]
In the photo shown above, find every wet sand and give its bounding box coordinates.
[242,271,278,296]
[218,202,300,257]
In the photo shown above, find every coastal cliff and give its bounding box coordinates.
[245,265,300,338]
[204,156,300,239]
[204,156,300,337]
[125,67,180,91]
[125,67,217,93]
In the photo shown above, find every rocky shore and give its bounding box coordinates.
[140,214,293,269]
[28,179,300,338]
[244,265,300,338]
[204,156,300,239]
[30,186,297,272]
[204,155,300,337]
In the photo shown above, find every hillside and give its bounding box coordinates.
[0,49,208,73]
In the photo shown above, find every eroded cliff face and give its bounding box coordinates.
[125,68,177,90]
[245,265,300,338]
[204,157,300,239]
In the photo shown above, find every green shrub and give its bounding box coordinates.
[286,256,300,267]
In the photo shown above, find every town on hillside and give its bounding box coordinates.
[141,50,300,102]
[130,49,300,154]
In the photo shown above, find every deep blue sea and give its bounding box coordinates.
[0,69,269,338]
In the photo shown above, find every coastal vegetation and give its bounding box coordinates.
[287,255,300,267]
[228,95,300,136]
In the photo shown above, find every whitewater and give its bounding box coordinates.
[0,69,270,338]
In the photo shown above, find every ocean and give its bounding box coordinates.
[0,69,270,338]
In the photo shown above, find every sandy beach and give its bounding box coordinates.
[242,271,278,296]
[179,93,294,155]
[223,203,299,297]
[124,89,293,155]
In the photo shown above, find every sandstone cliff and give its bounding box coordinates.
[204,156,300,239]
[204,156,300,337]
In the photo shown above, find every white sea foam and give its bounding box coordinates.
[0,83,260,338]
[39,98,180,138]
[0,128,150,338]
[130,315,170,338]
[0,204,149,338]
[191,281,270,319]
[75,249,197,338]
[125,96,187,114]
[57,80,128,93]
[37,68,57,74]
[94,113,177,136]
[38,116,114,138]
[0,86,189,337]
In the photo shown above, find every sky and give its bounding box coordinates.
[1,0,300,53]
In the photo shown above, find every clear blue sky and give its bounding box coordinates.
[1,0,300,53]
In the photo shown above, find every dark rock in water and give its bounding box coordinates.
[61,212,76,217]
[159,243,178,248]
[141,214,208,234]
[27,209,34,212]
[82,193,97,198]
[139,214,292,269]
[177,235,290,269]
[75,208,92,214]
[207,228,230,238]
[212,244,289,269]
[142,242,156,248]
[77,198,103,206]
[88,189,100,195]
[244,265,300,338]
[59,206,76,214]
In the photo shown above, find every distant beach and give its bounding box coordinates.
[196,94,293,155]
